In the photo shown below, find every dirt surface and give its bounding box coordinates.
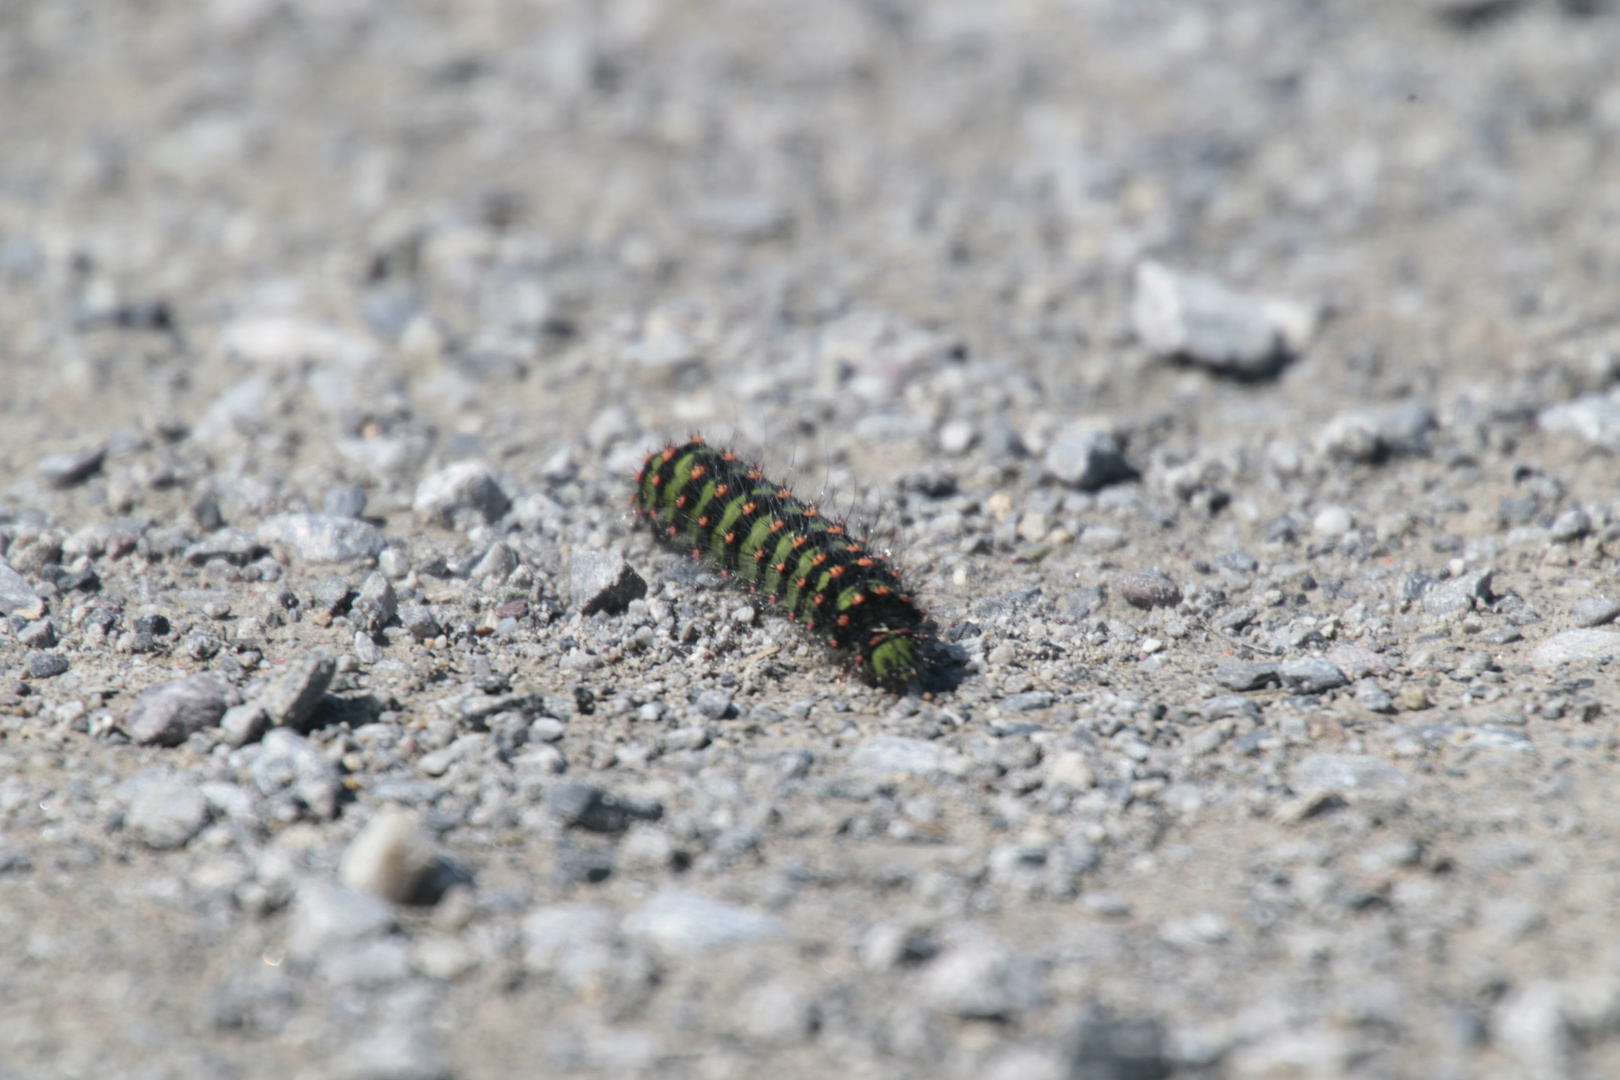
[5,2,1620,1078]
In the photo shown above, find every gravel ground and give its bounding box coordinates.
[5,2,1620,1077]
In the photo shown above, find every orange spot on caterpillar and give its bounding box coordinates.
[698,515,710,527]
[851,593,865,605]
[690,465,706,481]
[856,557,874,568]
[661,447,676,462]
[828,566,846,579]
[873,585,891,596]
[775,562,788,573]
[741,501,757,515]
[796,577,808,589]
[776,488,791,499]
[676,495,688,508]
[838,614,850,627]
[811,552,828,567]
[725,531,737,544]
[754,549,766,562]
[715,484,729,497]
[770,519,785,532]
[791,536,808,549]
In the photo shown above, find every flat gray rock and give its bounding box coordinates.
[1571,596,1620,628]
[1117,570,1181,610]
[413,460,510,526]
[1540,389,1620,452]
[1279,657,1348,694]
[257,513,385,563]
[183,527,265,566]
[125,671,231,747]
[126,771,211,850]
[622,891,786,956]
[36,446,105,488]
[1214,662,1280,692]
[1422,568,1493,617]
[1043,427,1133,491]
[1532,629,1620,670]
[570,551,647,615]
[1292,754,1409,799]
[254,651,335,731]
[849,734,946,776]
[0,559,40,617]
[1130,260,1289,377]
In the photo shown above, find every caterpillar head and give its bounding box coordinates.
[862,628,922,690]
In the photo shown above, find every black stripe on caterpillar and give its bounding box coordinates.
[633,438,925,690]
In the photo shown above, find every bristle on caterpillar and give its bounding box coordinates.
[634,438,926,690]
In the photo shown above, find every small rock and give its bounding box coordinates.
[184,527,265,567]
[850,735,947,777]
[1540,388,1620,452]
[1571,597,1620,628]
[1069,1007,1171,1080]
[255,651,336,730]
[1549,508,1592,543]
[249,728,341,819]
[310,575,354,615]
[336,1025,449,1080]
[1046,751,1096,790]
[413,460,510,526]
[1312,506,1354,538]
[1215,662,1280,692]
[125,671,231,747]
[339,809,439,904]
[1131,260,1290,377]
[471,542,515,581]
[285,881,397,964]
[1398,685,1433,711]
[919,937,1040,1019]
[570,551,647,615]
[0,559,40,616]
[1316,410,1384,464]
[126,772,211,849]
[351,571,397,633]
[322,486,369,520]
[36,446,105,488]
[399,605,441,642]
[25,652,67,679]
[1423,568,1493,617]
[1279,658,1348,694]
[1354,679,1396,714]
[1078,525,1126,553]
[546,783,660,833]
[220,703,269,748]
[184,631,221,660]
[257,513,385,563]
[693,689,733,720]
[1044,428,1133,491]
[354,632,381,665]
[623,891,786,956]
[17,619,54,649]
[1117,570,1181,610]
[1532,629,1620,670]
[1293,754,1409,799]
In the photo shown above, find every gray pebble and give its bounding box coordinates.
[1070,1007,1172,1080]
[255,650,335,730]
[183,527,265,567]
[1280,657,1349,695]
[1117,570,1181,610]
[36,446,105,488]
[1571,596,1620,628]
[1044,427,1133,491]
[1531,629,1620,670]
[257,513,385,563]
[25,652,68,679]
[322,486,369,520]
[184,631,221,660]
[693,689,733,720]
[378,547,411,578]
[1215,662,1281,692]
[354,631,381,665]
[413,460,510,526]
[0,559,39,616]
[1131,260,1287,377]
[248,728,341,819]
[1549,508,1591,543]
[285,881,397,964]
[546,782,660,833]
[17,619,54,649]
[1354,678,1396,714]
[622,891,786,956]
[850,734,949,777]
[220,703,270,748]
[470,541,515,581]
[1002,690,1055,712]
[1422,568,1493,617]
[399,605,441,642]
[310,575,354,615]
[664,726,711,752]
[918,936,1041,1019]
[126,771,211,850]
[351,571,396,632]
[1540,389,1620,452]
[125,671,231,747]
[570,551,647,615]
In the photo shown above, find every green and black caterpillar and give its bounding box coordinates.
[633,438,926,690]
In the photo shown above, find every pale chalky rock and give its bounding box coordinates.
[257,513,384,563]
[340,810,439,904]
[1532,629,1620,670]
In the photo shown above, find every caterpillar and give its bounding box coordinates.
[633,438,926,690]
